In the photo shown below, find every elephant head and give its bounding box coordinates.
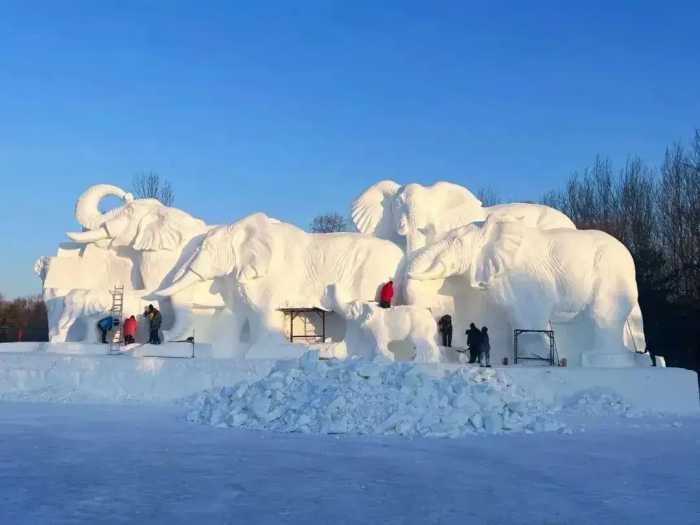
[158,213,274,297]
[351,180,485,253]
[66,184,209,290]
[408,216,525,289]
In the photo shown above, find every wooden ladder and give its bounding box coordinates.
[108,285,125,355]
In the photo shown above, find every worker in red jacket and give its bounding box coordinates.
[380,280,394,308]
[123,315,137,344]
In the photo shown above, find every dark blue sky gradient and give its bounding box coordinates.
[1,1,699,297]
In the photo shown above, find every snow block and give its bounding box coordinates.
[0,352,277,403]
[0,349,697,415]
[495,367,699,416]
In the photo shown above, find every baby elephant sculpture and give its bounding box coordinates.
[331,285,439,362]
[340,302,440,363]
[407,216,642,356]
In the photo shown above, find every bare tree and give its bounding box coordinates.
[658,141,700,301]
[310,212,349,233]
[0,294,48,342]
[131,172,175,206]
[475,187,501,207]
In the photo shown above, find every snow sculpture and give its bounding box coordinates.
[334,298,440,362]
[351,180,575,253]
[39,184,225,343]
[407,215,645,364]
[36,179,648,366]
[158,213,406,353]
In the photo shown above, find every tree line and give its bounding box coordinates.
[0,294,48,342]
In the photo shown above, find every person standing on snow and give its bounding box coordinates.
[97,316,114,344]
[146,305,162,345]
[379,280,394,308]
[479,326,491,367]
[438,314,453,347]
[123,315,137,344]
[466,322,481,364]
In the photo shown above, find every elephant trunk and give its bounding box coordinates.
[67,227,110,243]
[74,184,134,230]
[407,239,451,281]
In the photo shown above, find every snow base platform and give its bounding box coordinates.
[0,344,697,415]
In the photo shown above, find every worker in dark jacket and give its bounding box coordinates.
[479,326,491,367]
[97,316,114,344]
[123,315,137,344]
[379,280,394,308]
[438,314,453,347]
[146,305,162,345]
[466,323,481,364]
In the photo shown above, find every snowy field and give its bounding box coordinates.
[1,348,698,523]
[1,402,698,525]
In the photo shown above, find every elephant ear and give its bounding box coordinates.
[351,180,402,242]
[430,182,485,240]
[469,215,525,288]
[134,208,205,251]
[232,213,274,283]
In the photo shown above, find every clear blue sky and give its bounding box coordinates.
[1,1,698,298]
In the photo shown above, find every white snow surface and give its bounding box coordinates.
[2,402,699,525]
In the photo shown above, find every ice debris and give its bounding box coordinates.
[187,352,566,437]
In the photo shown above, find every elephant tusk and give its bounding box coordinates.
[156,270,204,296]
[408,261,447,281]
[66,226,110,243]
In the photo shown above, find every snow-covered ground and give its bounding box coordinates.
[0,347,698,523]
[1,402,698,525]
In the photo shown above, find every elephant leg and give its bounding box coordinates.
[588,299,630,353]
[414,336,439,363]
[589,317,627,353]
[249,308,287,346]
[54,310,72,342]
[367,321,394,361]
[588,276,635,353]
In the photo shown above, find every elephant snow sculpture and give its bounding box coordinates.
[158,213,405,350]
[66,184,211,291]
[332,291,440,363]
[407,216,643,360]
[352,180,575,253]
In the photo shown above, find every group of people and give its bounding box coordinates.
[380,281,492,367]
[96,304,162,346]
[465,323,491,367]
[438,315,491,367]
